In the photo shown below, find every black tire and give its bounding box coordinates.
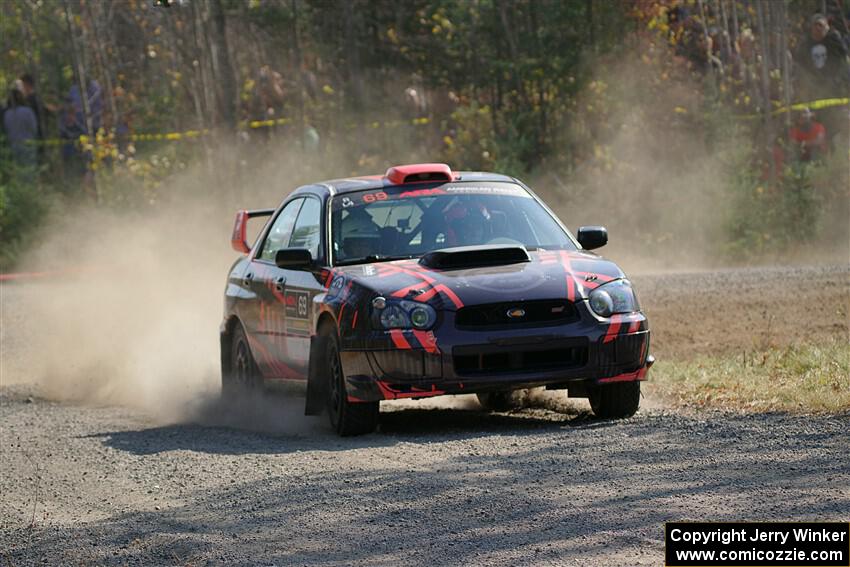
[588,381,640,419]
[323,328,378,436]
[222,323,262,399]
[476,390,525,411]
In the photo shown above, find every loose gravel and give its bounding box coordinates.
[2,391,848,566]
[1,265,848,566]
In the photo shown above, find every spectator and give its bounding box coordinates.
[757,123,786,186]
[242,65,285,143]
[256,65,285,118]
[3,80,38,177]
[708,26,733,72]
[795,14,850,99]
[68,78,103,134]
[64,80,102,196]
[19,74,48,141]
[676,17,716,74]
[667,4,689,29]
[58,96,87,181]
[404,87,428,116]
[731,28,763,110]
[794,14,850,149]
[111,85,135,156]
[789,108,828,162]
[303,123,320,153]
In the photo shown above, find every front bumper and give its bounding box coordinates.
[340,308,652,402]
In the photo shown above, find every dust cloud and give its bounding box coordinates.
[0,145,330,434]
[532,52,849,274]
[530,54,732,274]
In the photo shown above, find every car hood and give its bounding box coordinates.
[331,249,625,310]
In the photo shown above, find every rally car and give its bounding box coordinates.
[221,163,653,435]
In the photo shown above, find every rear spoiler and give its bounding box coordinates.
[231,208,275,254]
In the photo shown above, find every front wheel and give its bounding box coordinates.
[323,330,378,436]
[588,381,640,419]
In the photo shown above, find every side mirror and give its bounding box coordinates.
[276,248,313,270]
[577,226,608,250]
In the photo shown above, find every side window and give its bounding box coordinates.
[289,197,322,259]
[259,199,303,261]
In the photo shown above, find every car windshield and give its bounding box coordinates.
[331,182,576,266]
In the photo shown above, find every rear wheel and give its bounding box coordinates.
[223,323,262,399]
[324,328,378,436]
[476,390,526,411]
[588,381,640,419]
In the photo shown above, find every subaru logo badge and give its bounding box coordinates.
[507,308,526,319]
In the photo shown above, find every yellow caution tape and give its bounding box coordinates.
[779,97,849,113]
[31,115,431,147]
[30,96,845,148]
[246,117,291,129]
[733,97,849,120]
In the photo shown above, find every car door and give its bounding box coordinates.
[275,196,325,375]
[247,197,303,379]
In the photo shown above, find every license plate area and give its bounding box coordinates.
[453,338,589,375]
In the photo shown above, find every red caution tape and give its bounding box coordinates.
[0,267,97,282]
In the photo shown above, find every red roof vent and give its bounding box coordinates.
[385,163,453,185]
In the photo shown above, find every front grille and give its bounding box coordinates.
[453,340,588,375]
[455,299,577,329]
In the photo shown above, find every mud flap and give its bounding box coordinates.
[305,335,329,415]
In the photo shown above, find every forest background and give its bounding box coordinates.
[1,0,848,271]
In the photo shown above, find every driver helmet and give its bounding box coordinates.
[340,207,381,258]
[444,201,491,246]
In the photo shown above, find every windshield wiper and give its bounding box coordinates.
[335,254,418,266]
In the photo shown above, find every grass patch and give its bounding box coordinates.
[648,340,850,413]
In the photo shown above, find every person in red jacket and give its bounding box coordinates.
[789,108,828,162]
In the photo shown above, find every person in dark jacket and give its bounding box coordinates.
[796,14,850,99]
[795,14,850,147]
[20,74,47,140]
[3,81,38,179]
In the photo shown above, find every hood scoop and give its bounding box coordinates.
[419,245,531,270]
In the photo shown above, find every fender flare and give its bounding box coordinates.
[304,335,330,415]
[305,313,336,415]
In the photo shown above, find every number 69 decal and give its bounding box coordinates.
[362,191,388,203]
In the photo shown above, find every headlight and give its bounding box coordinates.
[410,306,435,328]
[379,304,410,328]
[374,299,437,330]
[588,279,639,317]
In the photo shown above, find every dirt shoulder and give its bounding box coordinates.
[631,264,848,360]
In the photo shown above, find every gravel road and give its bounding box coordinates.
[1,264,848,566]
